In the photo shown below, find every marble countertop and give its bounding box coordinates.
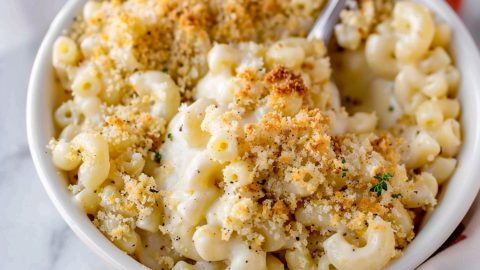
[0,0,112,269]
[0,0,479,269]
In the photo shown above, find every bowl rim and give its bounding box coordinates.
[389,0,480,268]
[26,0,480,270]
[26,0,146,269]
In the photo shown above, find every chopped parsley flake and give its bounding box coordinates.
[167,133,173,141]
[391,193,402,199]
[340,157,348,177]
[375,172,393,182]
[154,151,162,163]
[370,172,393,196]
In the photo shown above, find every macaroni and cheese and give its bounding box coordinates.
[49,1,462,269]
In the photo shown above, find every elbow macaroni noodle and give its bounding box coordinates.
[324,216,395,270]
[49,1,462,269]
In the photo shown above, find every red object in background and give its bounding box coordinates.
[447,0,463,12]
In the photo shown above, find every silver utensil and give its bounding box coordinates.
[308,0,349,41]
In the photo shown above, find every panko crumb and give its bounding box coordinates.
[201,64,411,253]
[50,0,455,268]
[69,0,326,99]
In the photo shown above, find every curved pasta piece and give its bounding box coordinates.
[136,206,162,233]
[136,230,181,270]
[163,154,221,260]
[317,255,333,270]
[117,151,145,177]
[347,112,378,134]
[435,98,460,119]
[58,124,81,142]
[181,98,216,148]
[285,245,315,270]
[295,204,334,231]
[206,132,238,163]
[267,38,306,69]
[419,47,452,75]
[83,1,102,25]
[192,224,267,270]
[169,223,202,260]
[403,172,438,208]
[52,140,82,170]
[415,100,444,129]
[52,133,110,191]
[183,152,222,190]
[55,101,79,128]
[324,216,395,270]
[406,130,441,169]
[444,65,460,91]
[129,71,181,121]
[114,230,141,254]
[393,2,434,63]
[223,161,254,192]
[80,35,101,58]
[394,65,425,114]
[325,111,348,136]
[268,92,304,117]
[422,72,448,98]
[207,44,240,74]
[53,36,80,66]
[390,201,413,238]
[284,174,322,198]
[365,33,398,79]
[74,96,103,125]
[433,119,461,157]
[432,22,452,48]
[256,222,287,252]
[424,157,457,184]
[71,65,104,97]
[194,44,241,105]
[175,189,220,230]
[195,73,237,106]
[72,133,110,190]
[192,224,230,261]
[334,23,361,50]
[229,239,267,270]
[74,188,100,214]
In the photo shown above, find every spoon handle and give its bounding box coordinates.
[308,0,348,42]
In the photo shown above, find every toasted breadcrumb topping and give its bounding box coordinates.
[208,65,412,253]
[50,0,460,268]
[69,0,326,99]
[56,0,328,264]
[265,66,308,96]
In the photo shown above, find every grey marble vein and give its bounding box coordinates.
[48,225,71,269]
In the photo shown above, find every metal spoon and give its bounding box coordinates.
[308,0,349,42]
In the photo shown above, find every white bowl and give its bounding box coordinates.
[26,0,480,269]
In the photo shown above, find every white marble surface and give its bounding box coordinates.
[0,0,479,270]
[0,0,112,269]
